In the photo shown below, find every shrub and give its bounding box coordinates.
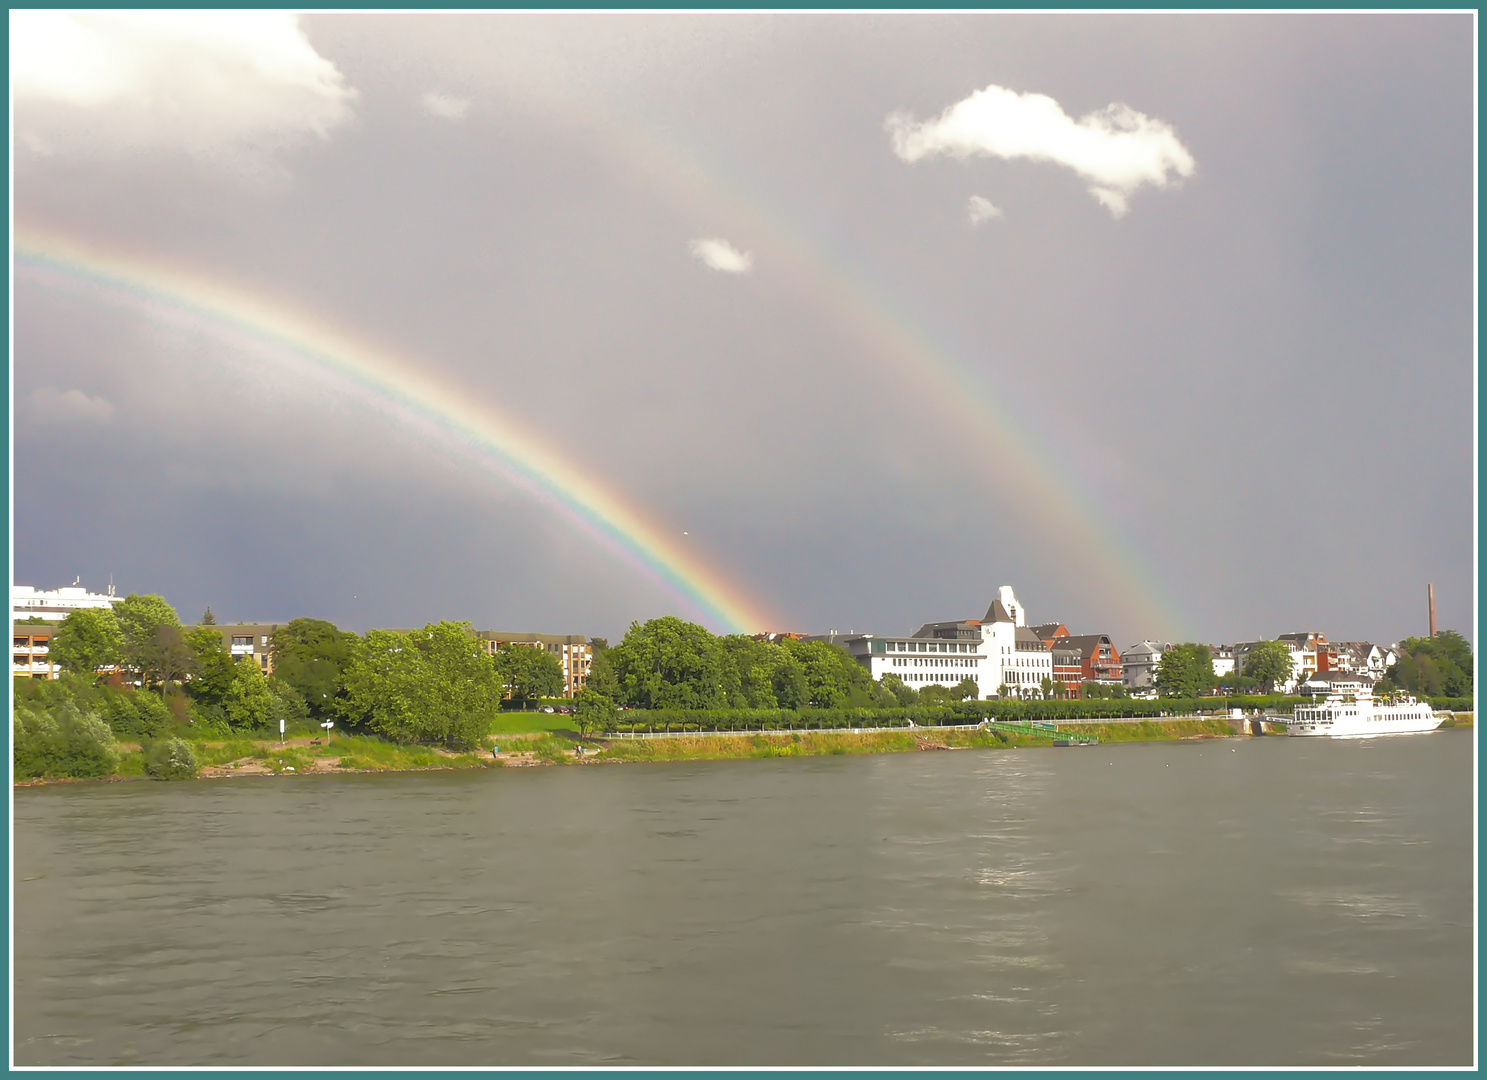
[97,689,175,742]
[144,737,199,780]
[13,703,119,779]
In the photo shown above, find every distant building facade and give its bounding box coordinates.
[816,585,1057,699]
[478,631,592,699]
[184,624,285,675]
[1061,634,1123,685]
[13,580,123,624]
[13,626,58,680]
[1333,641,1395,681]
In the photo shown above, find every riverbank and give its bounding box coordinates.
[15,715,1470,787]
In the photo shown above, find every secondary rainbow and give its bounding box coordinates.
[522,85,1193,638]
[13,230,775,635]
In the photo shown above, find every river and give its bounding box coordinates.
[13,731,1475,1066]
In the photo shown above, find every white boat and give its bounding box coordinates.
[1286,675,1441,738]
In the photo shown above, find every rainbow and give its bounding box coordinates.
[13,229,777,635]
[552,99,1193,638]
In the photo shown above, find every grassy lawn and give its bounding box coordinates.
[490,712,579,736]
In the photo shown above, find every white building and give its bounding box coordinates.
[12,580,123,624]
[819,585,1052,699]
[1333,642,1395,681]
[1209,646,1236,679]
[1122,641,1170,692]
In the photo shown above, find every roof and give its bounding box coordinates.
[1014,626,1047,647]
[1031,622,1068,640]
[1303,670,1376,686]
[1062,634,1118,658]
[984,598,1015,623]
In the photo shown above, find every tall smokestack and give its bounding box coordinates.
[1428,583,1436,638]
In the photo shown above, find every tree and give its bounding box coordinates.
[494,643,565,706]
[49,608,124,677]
[1242,640,1296,693]
[1155,644,1216,698]
[13,702,119,779]
[574,688,618,737]
[1388,631,1474,698]
[270,618,360,718]
[585,646,620,698]
[779,638,873,708]
[133,625,195,695]
[879,671,917,706]
[608,617,730,710]
[222,656,276,731]
[201,606,217,625]
[336,621,501,748]
[1040,675,1054,700]
[113,594,181,654]
[185,626,236,706]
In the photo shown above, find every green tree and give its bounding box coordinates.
[185,626,236,706]
[953,676,981,701]
[336,621,501,748]
[609,617,730,710]
[1155,644,1216,698]
[879,671,917,706]
[269,676,310,730]
[269,618,360,718]
[113,593,181,653]
[779,638,873,708]
[1388,631,1474,698]
[49,608,124,677]
[574,688,618,737]
[1242,640,1296,693]
[13,702,119,779]
[201,606,217,625]
[494,643,565,706]
[133,625,196,695]
[585,646,620,698]
[221,656,276,731]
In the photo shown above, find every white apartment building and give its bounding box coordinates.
[13,580,123,624]
[821,585,1052,699]
[1122,641,1170,692]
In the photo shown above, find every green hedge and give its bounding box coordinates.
[607,696,1320,733]
[1426,696,1474,712]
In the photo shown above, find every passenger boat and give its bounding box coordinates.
[1287,675,1441,738]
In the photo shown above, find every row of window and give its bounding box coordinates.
[889,657,979,669]
[887,640,975,654]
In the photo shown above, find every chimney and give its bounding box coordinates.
[1428,583,1436,638]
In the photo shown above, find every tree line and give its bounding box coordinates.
[23,602,1472,771]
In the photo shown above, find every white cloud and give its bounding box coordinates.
[887,84,1195,218]
[967,195,1003,226]
[690,237,753,274]
[28,387,115,424]
[421,91,471,121]
[11,12,356,160]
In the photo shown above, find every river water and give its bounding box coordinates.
[13,731,1475,1067]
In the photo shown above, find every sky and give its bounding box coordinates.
[10,13,1476,650]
